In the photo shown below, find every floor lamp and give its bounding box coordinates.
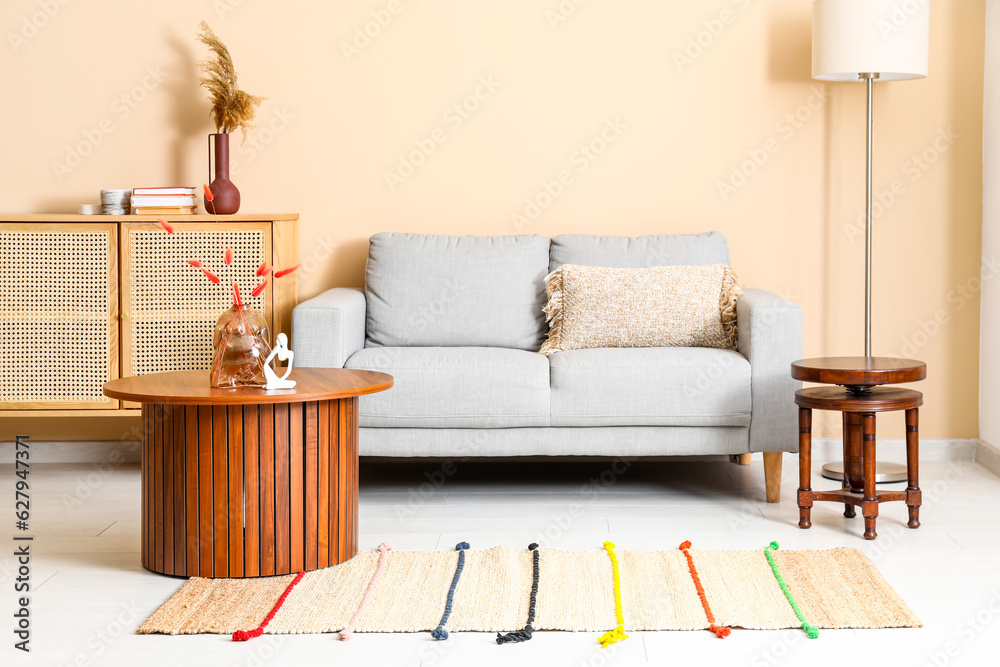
[811,0,929,482]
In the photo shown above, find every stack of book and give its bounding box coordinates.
[131,187,198,215]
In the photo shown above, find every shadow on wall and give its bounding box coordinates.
[768,5,812,83]
[165,27,212,187]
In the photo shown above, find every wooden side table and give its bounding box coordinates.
[791,357,926,540]
[104,368,392,577]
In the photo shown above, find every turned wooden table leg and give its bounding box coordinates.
[797,407,813,529]
[906,408,921,529]
[862,413,879,540]
[841,413,857,518]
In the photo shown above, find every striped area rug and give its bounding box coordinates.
[138,543,920,638]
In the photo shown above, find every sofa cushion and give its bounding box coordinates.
[539,264,743,355]
[549,232,730,272]
[345,347,550,428]
[365,233,550,350]
[549,347,751,427]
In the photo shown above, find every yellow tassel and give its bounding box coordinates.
[599,541,629,648]
[598,624,629,648]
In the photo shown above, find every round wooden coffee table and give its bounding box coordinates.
[791,357,925,540]
[104,368,392,578]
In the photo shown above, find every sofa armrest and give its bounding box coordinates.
[292,287,367,369]
[737,289,803,453]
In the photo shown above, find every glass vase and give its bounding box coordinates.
[210,304,271,388]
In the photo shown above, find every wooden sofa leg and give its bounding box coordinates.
[730,453,752,466]
[763,452,783,503]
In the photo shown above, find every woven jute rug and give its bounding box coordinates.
[138,545,920,636]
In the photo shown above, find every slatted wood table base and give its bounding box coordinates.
[141,398,359,577]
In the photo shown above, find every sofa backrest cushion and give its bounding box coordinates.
[549,232,730,272]
[365,232,550,350]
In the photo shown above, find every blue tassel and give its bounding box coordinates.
[432,542,470,641]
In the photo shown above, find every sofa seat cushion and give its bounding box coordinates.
[549,347,751,427]
[345,347,550,428]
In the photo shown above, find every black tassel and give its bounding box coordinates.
[496,543,540,645]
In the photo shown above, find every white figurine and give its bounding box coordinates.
[263,333,297,390]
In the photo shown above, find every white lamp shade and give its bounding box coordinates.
[812,0,929,81]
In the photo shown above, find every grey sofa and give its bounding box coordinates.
[293,232,802,501]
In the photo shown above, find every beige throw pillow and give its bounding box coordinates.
[539,264,743,356]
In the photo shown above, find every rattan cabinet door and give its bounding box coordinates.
[120,222,272,383]
[0,223,119,409]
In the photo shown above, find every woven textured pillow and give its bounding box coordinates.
[539,264,743,356]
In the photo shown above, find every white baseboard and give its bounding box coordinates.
[975,438,1000,478]
[0,440,141,463]
[0,437,988,468]
[808,438,977,464]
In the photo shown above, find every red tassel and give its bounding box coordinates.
[679,540,692,550]
[232,281,243,307]
[273,264,300,278]
[158,218,175,234]
[224,247,234,265]
[203,183,214,202]
[251,279,268,298]
[187,260,202,268]
[256,261,270,277]
[231,571,305,642]
[202,268,221,284]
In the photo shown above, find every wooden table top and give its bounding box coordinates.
[103,368,393,406]
[791,356,926,386]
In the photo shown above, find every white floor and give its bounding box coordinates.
[2,451,999,667]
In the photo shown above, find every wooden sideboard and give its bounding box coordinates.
[0,214,298,416]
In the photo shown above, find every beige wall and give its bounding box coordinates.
[983,0,999,448]
[0,0,984,442]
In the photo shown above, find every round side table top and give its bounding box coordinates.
[794,386,924,413]
[103,368,393,405]
[791,356,926,387]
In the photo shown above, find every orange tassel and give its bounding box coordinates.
[251,279,268,298]
[203,183,214,202]
[232,281,243,307]
[256,261,270,277]
[224,247,234,265]
[679,541,731,639]
[202,268,221,284]
[273,264,300,278]
[158,218,175,234]
[187,259,202,268]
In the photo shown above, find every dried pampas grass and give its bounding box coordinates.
[197,21,265,142]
